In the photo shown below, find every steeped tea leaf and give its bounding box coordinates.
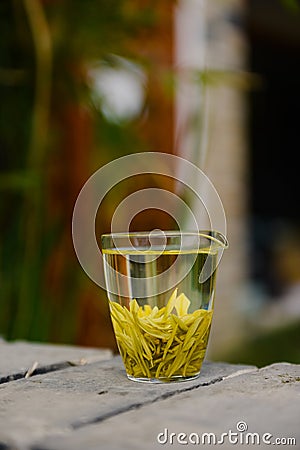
[109,289,212,380]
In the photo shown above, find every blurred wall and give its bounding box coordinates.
[175,0,250,358]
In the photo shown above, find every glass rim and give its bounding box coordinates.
[101,230,228,249]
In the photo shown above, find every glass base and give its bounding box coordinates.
[127,373,200,384]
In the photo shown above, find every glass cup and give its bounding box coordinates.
[101,231,228,383]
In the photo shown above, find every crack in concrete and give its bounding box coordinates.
[0,362,81,385]
[70,375,225,430]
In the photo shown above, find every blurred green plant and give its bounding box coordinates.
[224,321,300,367]
[280,0,300,13]
[0,0,163,344]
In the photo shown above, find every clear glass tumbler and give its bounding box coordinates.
[101,231,228,383]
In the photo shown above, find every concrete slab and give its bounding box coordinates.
[0,357,254,449]
[31,363,300,450]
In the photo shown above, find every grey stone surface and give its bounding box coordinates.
[0,354,255,450]
[1,342,299,450]
[32,363,300,450]
[0,341,112,383]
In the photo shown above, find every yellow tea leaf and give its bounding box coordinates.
[109,289,212,380]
